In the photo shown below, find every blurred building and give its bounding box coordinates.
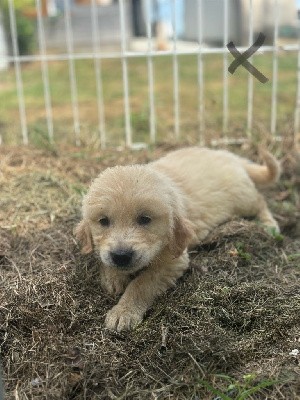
[44,0,130,50]
[183,0,297,45]
[1,0,298,56]
[136,0,297,46]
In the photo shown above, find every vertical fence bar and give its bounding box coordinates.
[294,18,300,149]
[0,362,4,400]
[91,0,106,148]
[223,0,229,136]
[36,0,54,143]
[246,0,254,136]
[119,0,132,147]
[145,1,156,144]
[8,0,28,145]
[63,0,80,145]
[172,0,180,140]
[271,0,279,136]
[197,0,205,145]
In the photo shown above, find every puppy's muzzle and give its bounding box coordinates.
[110,248,134,268]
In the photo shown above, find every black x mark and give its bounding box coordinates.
[227,32,269,83]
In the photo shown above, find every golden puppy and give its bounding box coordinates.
[75,147,280,331]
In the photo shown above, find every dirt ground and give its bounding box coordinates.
[0,142,299,399]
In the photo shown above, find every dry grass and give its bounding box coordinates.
[0,142,299,399]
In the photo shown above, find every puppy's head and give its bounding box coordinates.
[75,165,194,273]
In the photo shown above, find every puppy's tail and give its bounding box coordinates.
[242,150,281,186]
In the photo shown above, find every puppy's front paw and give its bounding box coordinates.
[105,305,143,332]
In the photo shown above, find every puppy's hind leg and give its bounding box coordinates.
[256,194,280,233]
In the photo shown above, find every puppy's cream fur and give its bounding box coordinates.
[75,147,280,331]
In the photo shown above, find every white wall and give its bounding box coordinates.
[0,11,9,71]
[185,0,297,45]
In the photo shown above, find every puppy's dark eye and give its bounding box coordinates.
[137,215,151,226]
[99,217,110,227]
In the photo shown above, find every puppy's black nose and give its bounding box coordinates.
[110,249,134,268]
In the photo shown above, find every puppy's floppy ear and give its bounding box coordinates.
[74,220,93,254]
[169,215,195,258]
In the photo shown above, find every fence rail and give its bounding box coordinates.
[1,0,300,148]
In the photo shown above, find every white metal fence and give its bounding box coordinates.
[1,0,300,148]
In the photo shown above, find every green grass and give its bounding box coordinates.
[199,373,276,400]
[0,52,298,146]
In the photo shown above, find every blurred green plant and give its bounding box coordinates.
[28,121,57,154]
[265,226,284,242]
[5,0,35,7]
[2,0,36,55]
[199,373,276,400]
[235,242,252,261]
